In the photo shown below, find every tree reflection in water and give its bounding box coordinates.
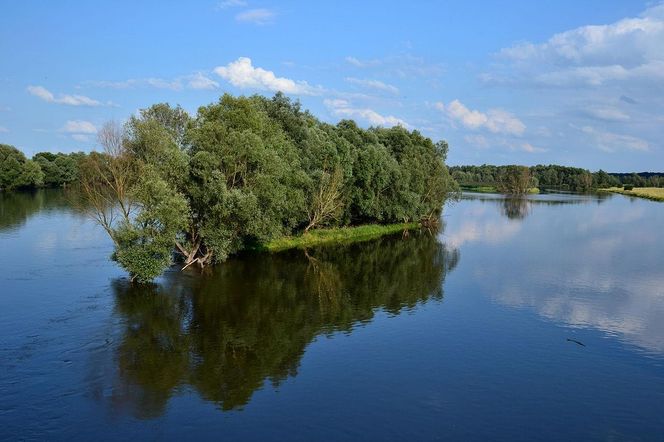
[501,197,530,220]
[0,188,87,232]
[109,231,459,415]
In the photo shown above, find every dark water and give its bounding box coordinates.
[1,189,663,441]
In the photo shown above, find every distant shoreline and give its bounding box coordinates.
[460,185,539,194]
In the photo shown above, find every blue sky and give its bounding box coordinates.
[1,0,662,171]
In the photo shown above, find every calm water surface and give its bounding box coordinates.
[1,189,663,441]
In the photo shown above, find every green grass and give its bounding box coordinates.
[460,185,498,193]
[601,187,664,202]
[263,222,419,252]
[460,185,540,194]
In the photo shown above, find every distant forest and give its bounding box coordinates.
[450,164,664,192]
[0,144,88,190]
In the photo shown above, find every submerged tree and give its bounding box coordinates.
[80,120,188,282]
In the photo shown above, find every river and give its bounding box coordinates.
[1,189,663,440]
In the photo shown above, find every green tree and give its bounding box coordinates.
[496,165,534,194]
[80,94,457,282]
[17,160,45,188]
[0,144,27,190]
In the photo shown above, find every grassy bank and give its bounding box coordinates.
[263,222,419,252]
[460,185,540,194]
[460,185,497,193]
[601,187,664,202]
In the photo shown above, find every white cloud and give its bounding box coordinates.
[436,99,526,135]
[344,54,444,78]
[584,106,630,121]
[86,78,182,90]
[216,0,247,9]
[519,142,547,153]
[0,126,8,133]
[214,57,323,95]
[324,99,409,128]
[27,85,101,106]
[580,125,649,152]
[345,56,379,68]
[187,72,219,90]
[497,3,664,87]
[235,8,275,25]
[144,78,182,90]
[61,120,97,134]
[345,77,399,94]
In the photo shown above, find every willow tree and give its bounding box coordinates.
[81,94,457,283]
[80,119,189,282]
[184,94,309,264]
[496,165,534,194]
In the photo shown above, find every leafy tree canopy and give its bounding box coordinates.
[79,93,457,282]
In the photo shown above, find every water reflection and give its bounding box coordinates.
[109,233,460,415]
[500,197,530,220]
[460,191,611,221]
[448,193,664,357]
[0,188,86,233]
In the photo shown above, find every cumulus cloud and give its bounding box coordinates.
[436,99,526,135]
[235,8,275,25]
[324,99,409,128]
[496,3,664,87]
[27,85,102,106]
[580,126,649,152]
[345,77,399,94]
[214,57,323,95]
[61,120,97,134]
[0,126,8,133]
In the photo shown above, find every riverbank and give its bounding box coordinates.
[263,223,419,252]
[460,185,540,194]
[600,187,664,202]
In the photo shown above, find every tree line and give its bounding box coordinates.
[0,144,89,190]
[74,93,456,282]
[450,164,664,192]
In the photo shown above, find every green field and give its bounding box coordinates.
[263,223,419,252]
[601,187,664,202]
